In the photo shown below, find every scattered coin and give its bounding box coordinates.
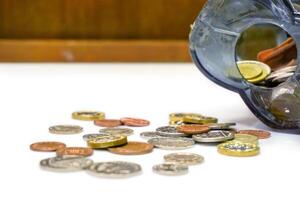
[152,163,188,176]
[169,113,203,123]
[56,147,93,157]
[82,133,106,141]
[40,156,93,172]
[87,134,127,149]
[218,141,260,157]
[234,133,259,144]
[156,126,186,137]
[176,124,210,135]
[87,161,142,178]
[72,111,105,121]
[140,131,164,139]
[164,153,204,165]
[148,137,195,150]
[99,127,134,136]
[108,141,153,155]
[30,141,66,152]
[208,123,236,130]
[94,119,122,127]
[183,116,218,124]
[237,130,271,139]
[49,125,83,135]
[120,117,150,127]
[193,130,235,143]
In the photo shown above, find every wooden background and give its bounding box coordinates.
[0,0,206,62]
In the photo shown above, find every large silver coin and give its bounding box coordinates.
[87,161,142,178]
[208,123,236,130]
[153,163,188,176]
[99,128,134,136]
[148,137,195,150]
[193,130,235,143]
[40,156,93,172]
[49,125,83,134]
[83,133,107,141]
[156,126,186,137]
[164,152,204,165]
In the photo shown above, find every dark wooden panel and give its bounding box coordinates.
[0,39,191,62]
[0,0,205,39]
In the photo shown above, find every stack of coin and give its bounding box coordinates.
[265,65,296,86]
[237,60,271,84]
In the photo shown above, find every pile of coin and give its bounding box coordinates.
[30,111,271,178]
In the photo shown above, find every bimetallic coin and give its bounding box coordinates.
[193,130,235,143]
[208,123,236,130]
[237,130,271,139]
[218,141,260,157]
[164,153,204,165]
[49,125,83,135]
[94,119,122,127]
[99,127,134,136]
[234,133,259,144]
[40,156,93,172]
[156,126,186,137]
[176,124,210,135]
[182,116,218,124]
[87,134,127,149]
[56,147,93,157]
[72,111,105,121]
[148,137,195,150]
[108,141,153,155]
[120,117,150,127]
[30,141,66,152]
[82,133,107,141]
[153,163,188,176]
[87,161,142,178]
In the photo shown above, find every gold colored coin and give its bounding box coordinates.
[234,133,258,144]
[238,63,263,79]
[72,111,105,121]
[217,141,260,157]
[183,116,218,124]
[169,113,203,122]
[87,134,127,149]
[237,61,271,83]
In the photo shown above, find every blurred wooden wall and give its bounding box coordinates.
[0,0,206,62]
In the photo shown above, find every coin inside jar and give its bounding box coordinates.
[192,130,235,143]
[164,153,204,165]
[152,163,188,176]
[49,125,83,135]
[30,141,66,152]
[108,141,153,155]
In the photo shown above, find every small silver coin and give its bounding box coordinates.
[208,123,236,130]
[164,152,204,165]
[140,131,163,140]
[153,163,188,176]
[83,133,107,141]
[148,137,195,150]
[156,126,186,137]
[193,130,235,143]
[49,125,83,134]
[87,161,142,178]
[99,128,134,136]
[40,156,93,172]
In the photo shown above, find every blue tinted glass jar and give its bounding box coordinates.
[189,0,300,129]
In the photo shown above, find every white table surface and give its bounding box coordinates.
[0,63,299,200]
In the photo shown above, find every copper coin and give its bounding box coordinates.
[120,117,150,127]
[56,147,93,157]
[94,119,122,127]
[176,125,210,135]
[108,141,153,155]
[237,130,271,139]
[30,141,66,152]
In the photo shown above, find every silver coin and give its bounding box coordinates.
[99,128,134,136]
[164,152,204,165]
[40,156,93,172]
[140,131,163,140]
[49,125,83,134]
[156,126,186,137]
[83,133,107,141]
[148,137,195,150]
[87,161,142,178]
[152,163,188,176]
[193,130,235,143]
[272,72,294,83]
[208,123,236,130]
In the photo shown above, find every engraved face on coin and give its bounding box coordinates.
[56,147,93,157]
[87,161,142,178]
[82,133,107,141]
[164,153,204,165]
[156,126,186,137]
[140,131,164,139]
[108,142,153,155]
[148,137,195,150]
[72,111,105,121]
[234,133,258,144]
[192,130,235,143]
[99,128,134,136]
[40,156,93,172]
[87,134,127,149]
[49,125,83,134]
[30,141,66,152]
[217,141,260,157]
[120,117,150,127]
[152,163,188,176]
